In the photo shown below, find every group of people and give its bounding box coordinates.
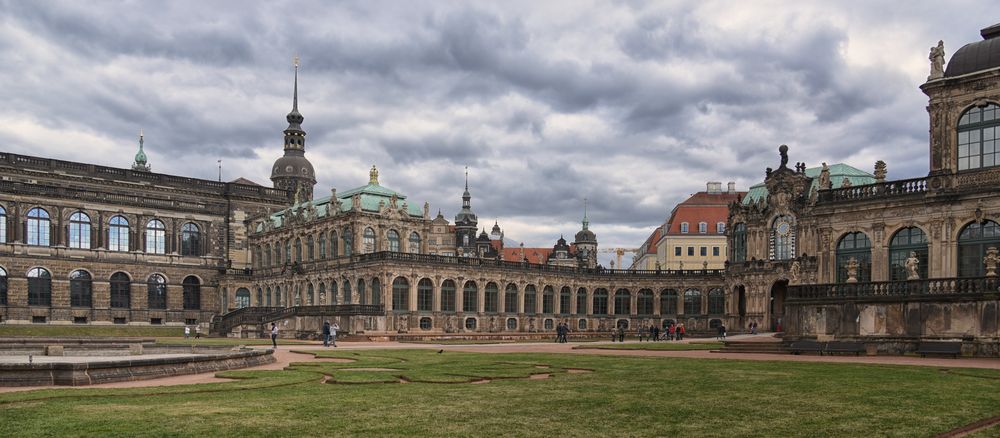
[610,323,688,342]
[554,322,570,343]
[183,325,201,339]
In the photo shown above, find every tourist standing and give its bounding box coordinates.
[638,325,645,342]
[668,323,675,341]
[331,322,340,347]
[195,326,201,339]
[677,324,685,341]
[270,323,278,348]
[617,325,625,342]
[184,326,190,339]
[717,324,726,341]
[652,325,660,342]
[322,320,331,347]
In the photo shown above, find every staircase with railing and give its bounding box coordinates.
[211,305,384,336]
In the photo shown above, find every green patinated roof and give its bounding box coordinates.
[259,182,424,231]
[742,163,875,205]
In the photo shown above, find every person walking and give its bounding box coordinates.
[270,323,278,349]
[717,324,726,341]
[652,325,661,342]
[677,323,685,341]
[667,323,675,341]
[331,321,340,347]
[184,326,190,339]
[617,325,625,342]
[322,320,331,347]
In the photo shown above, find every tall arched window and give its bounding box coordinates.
[409,232,421,253]
[318,283,325,304]
[27,267,51,306]
[524,285,537,314]
[559,287,571,315]
[273,244,280,266]
[306,236,315,261]
[592,288,608,315]
[485,282,499,313]
[342,229,352,256]
[329,281,338,305]
[181,223,200,256]
[614,289,630,315]
[68,212,91,249]
[182,276,200,310]
[441,280,456,312]
[576,287,587,315]
[363,228,376,253]
[684,288,702,315]
[387,230,401,252]
[463,281,478,312]
[342,281,351,304]
[357,279,367,305]
[542,286,554,314]
[371,278,381,306]
[418,278,433,311]
[147,274,166,309]
[837,232,872,283]
[0,205,6,243]
[957,103,1000,171]
[330,231,339,257]
[661,289,678,315]
[637,289,653,315]
[108,216,130,252]
[770,215,795,260]
[69,270,92,307]
[236,288,251,308]
[0,267,6,305]
[275,286,282,306]
[294,238,302,263]
[889,227,928,281]
[146,219,166,254]
[306,283,314,305]
[266,286,272,306]
[392,277,409,312]
[505,284,518,313]
[732,223,747,263]
[284,240,291,264]
[256,287,263,306]
[318,232,326,259]
[26,208,50,246]
[958,220,1000,277]
[708,288,725,314]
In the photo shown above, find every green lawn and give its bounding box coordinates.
[573,341,723,351]
[1,349,998,436]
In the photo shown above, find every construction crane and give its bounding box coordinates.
[599,248,639,269]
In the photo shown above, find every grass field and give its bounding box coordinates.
[1,349,998,436]
[573,341,723,351]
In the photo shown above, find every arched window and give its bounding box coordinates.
[559,287,571,315]
[889,227,929,281]
[329,281,338,305]
[147,274,166,309]
[330,231,338,257]
[661,289,678,315]
[684,288,702,315]
[708,288,725,315]
[0,205,6,243]
[957,103,1000,171]
[363,227,376,253]
[256,287,263,306]
[342,229,352,256]
[0,267,6,305]
[680,222,689,233]
[732,223,747,263]
[343,281,351,304]
[182,276,200,310]
[837,232,872,283]
[393,277,409,312]
[614,289,630,315]
[542,286,554,314]
[146,219,165,254]
[307,236,315,261]
[236,288,251,308]
[294,285,301,306]
[524,285,537,314]
[409,232,421,253]
[418,278,433,311]
[275,286,282,306]
[357,279,367,305]
[318,283,325,305]
[318,232,326,259]
[110,272,131,309]
[26,208,50,246]
[273,244,280,266]
[68,212,91,249]
[441,280,456,312]
[592,288,608,315]
[505,284,518,313]
[637,289,653,315]
[485,282,499,313]
[284,240,291,264]
[387,230,401,252]
[264,244,271,267]
[27,267,51,306]
[463,281,478,312]
[770,215,795,260]
[371,278,381,306]
[266,286,272,306]
[69,270,94,307]
[698,222,707,234]
[958,220,1000,277]
[576,287,587,315]
[294,238,302,263]
[181,223,200,256]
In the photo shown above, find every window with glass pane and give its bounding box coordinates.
[699,222,707,234]
[357,279,366,305]
[717,222,726,233]
[182,276,200,310]
[524,285,537,314]
[307,284,314,305]
[371,278,381,306]
[69,270,92,307]
[680,223,689,233]
[388,230,400,252]
[592,289,608,315]
[505,284,518,313]
[343,229,352,256]
[889,227,929,281]
[559,287,571,314]
[181,223,200,256]
[957,104,1000,171]
[576,288,587,315]
[27,267,51,306]
[257,288,263,306]
[0,267,6,305]
[485,283,499,313]
[836,232,872,283]
[614,289,630,315]
[235,288,250,308]
[684,288,701,314]
[307,236,314,260]
[147,274,166,309]
[342,282,351,303]
[958,220,1000,277]
[363,228,375,253]
[27,208,50,246]
[146,219,165,254]
[661,289,678,314]
[418,279,433,311]
[392,277,409,311]
[463,281,477,312]
[68,212,91,249]
[542,286,554,314]
[770,216,795,260]
[285,240,291,264]
[409,232,421,253]
[318,232,326,259]
[294,238,302,262]
[0,206,6,243]
[330,231,338,257]
[637,289,653,314]
[329,282,338,305]
[441,280,456,312]
[708,288,725,314]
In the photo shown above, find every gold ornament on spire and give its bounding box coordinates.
[369,164,379,185]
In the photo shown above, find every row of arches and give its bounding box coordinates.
[253,227,422,268]
[0,267,202,310]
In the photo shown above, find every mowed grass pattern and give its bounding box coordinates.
[1,350,998,437]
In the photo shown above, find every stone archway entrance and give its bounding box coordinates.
[769,280,787,332]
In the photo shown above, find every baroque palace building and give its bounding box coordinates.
[725,24,1000,355]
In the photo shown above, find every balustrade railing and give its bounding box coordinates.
[788,276,999,301]
[213,305,384,335]
[817,176,927,204]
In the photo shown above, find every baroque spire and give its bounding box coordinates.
[132,128,150,172]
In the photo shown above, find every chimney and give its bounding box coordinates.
[706,181,722,194]
[727,182,736,194]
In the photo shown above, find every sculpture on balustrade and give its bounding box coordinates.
[845,257,859,283]
[985,247,999,277]
[874,160,887,182]
[841,177,852,189]
[789,260,801,284]
[928,40,945,81]
[905,251,921,280]
[818,163,832,189]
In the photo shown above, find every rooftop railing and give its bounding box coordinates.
[817,176,927,204]
[787,276,998,302]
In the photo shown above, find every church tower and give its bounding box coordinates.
[454,168,478,257]
[270,57,316,203]
[574,199,598,268]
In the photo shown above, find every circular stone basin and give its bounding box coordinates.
[338,368,401,372]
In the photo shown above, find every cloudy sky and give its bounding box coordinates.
[1,1,996,265]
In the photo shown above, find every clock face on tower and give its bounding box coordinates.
[774,217,792,236]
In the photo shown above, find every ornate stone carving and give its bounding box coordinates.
[905,251,920,280]
[928,40,945,81]
[841,177,852,188]
[985,247,999,277]
[789,260,801,284]
[845,257,859,283]
[874,160,887,182]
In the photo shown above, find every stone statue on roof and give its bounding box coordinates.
[841,177,852,188]
[352,193,361,211]
[779,144,789,169]
[818,162,831,189]
[929,40,945,81]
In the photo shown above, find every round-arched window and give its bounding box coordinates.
[146,219,166,254]
[26,208,50,246]
[889,227,928,280]
[27,267,52,306]
[181,223,200,256]
[957,103,1000,171]
[387,230,400,252]
[68,212,91,249]
[147,274,167,309]
[69,270,93,307]
[958,220,1000,277]
[408,232,421,253]
[363,228,376,253]
[836,232,872,283]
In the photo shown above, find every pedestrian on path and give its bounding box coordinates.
[184,326,190,339]
[331,322,340,347]
[270,323,278,348]
[322,320,331,347]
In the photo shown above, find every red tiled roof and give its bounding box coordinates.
[502,247,552,264]
[641,228,662,254]
[664,191,745,236]
[490,239,503,252]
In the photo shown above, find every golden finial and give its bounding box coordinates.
[369,164,379,185]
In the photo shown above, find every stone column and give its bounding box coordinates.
[630,291,638,315]
[432,281,441,312]
[653,291,661,316]
[553,287,561,315]
[477,281,485,313]
[455,278,464,314]
[408,275,418,312]
[498,285,507,314]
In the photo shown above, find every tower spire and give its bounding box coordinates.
[583,197,589,230]
[292,55,299,112]
[132,128,150,172]
[271,56,316,203]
